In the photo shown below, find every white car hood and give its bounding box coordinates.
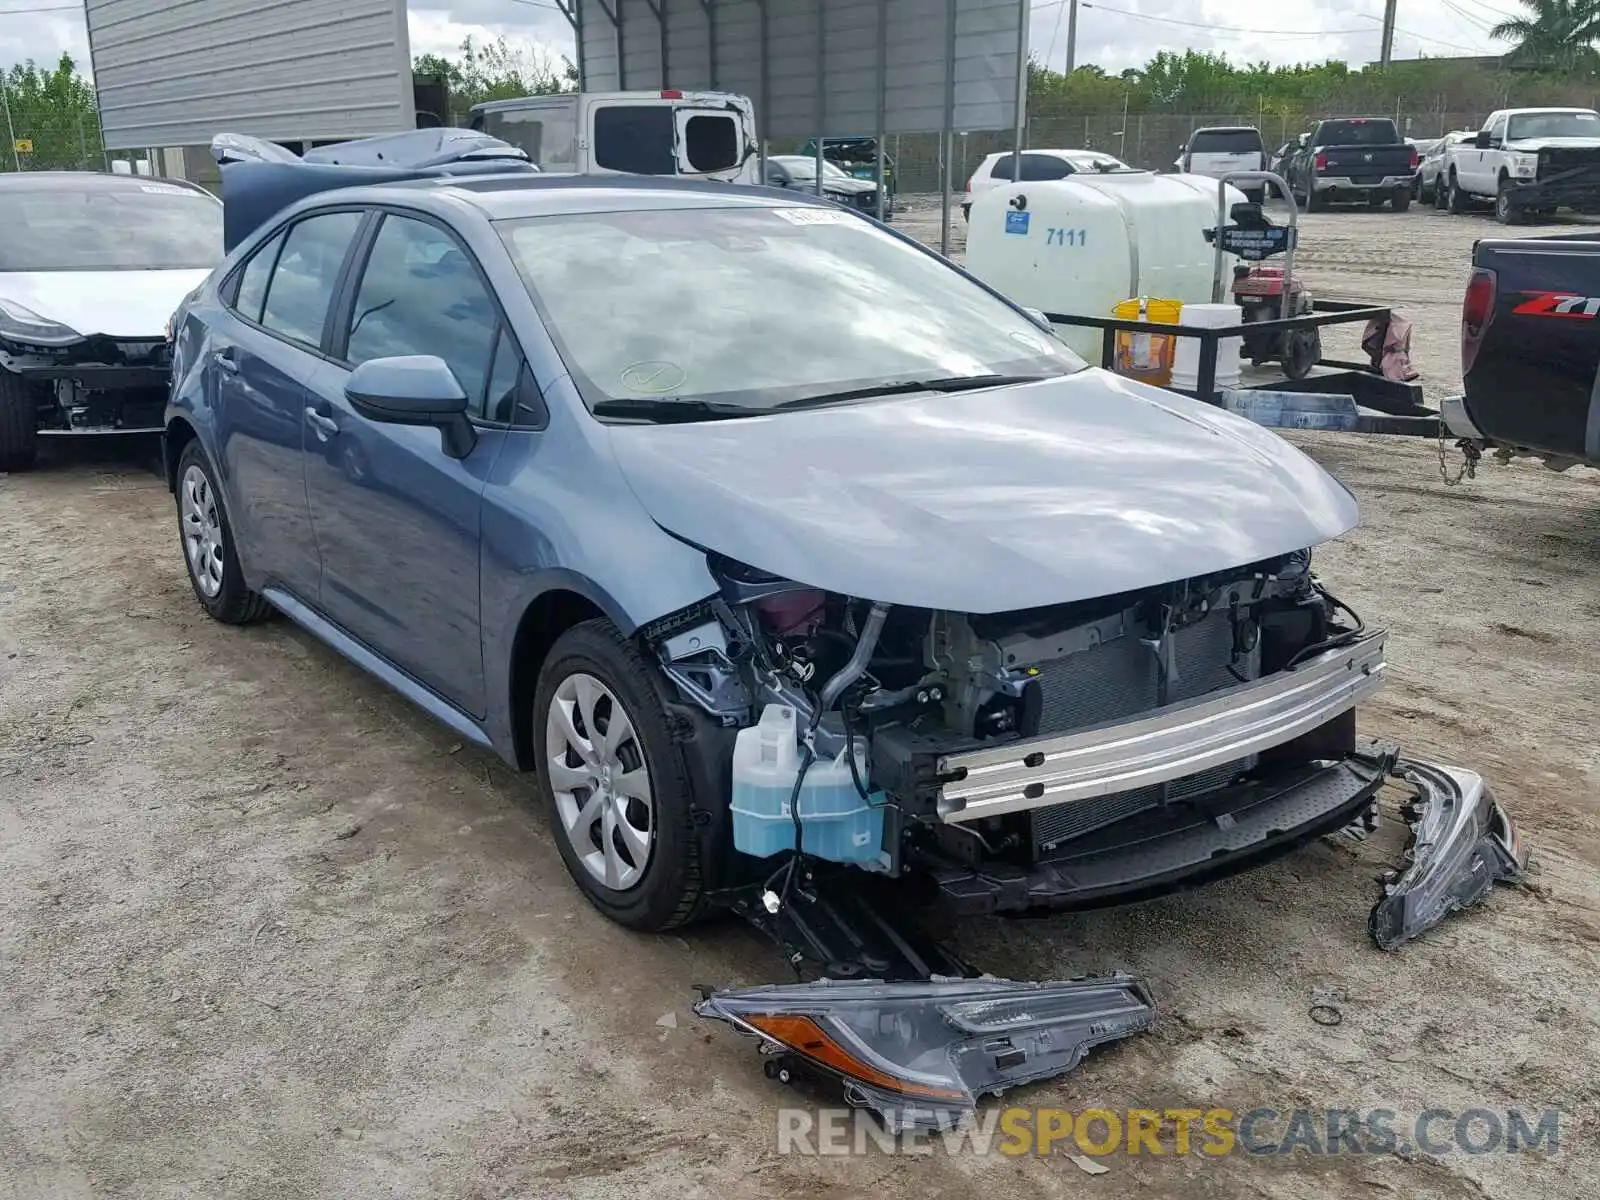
[1504,136,1600,152]
[0,269,211,340]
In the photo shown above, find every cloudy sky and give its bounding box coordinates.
[2,0,1513,80]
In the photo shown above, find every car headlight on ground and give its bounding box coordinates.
[0,298,84,347]
[1509,153,1539,179]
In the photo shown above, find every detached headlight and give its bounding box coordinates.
[0,298,84,347]
[1510,153,1539,178]
[696,974,1156,1130]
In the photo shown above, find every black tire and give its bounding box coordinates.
[1391,187,1411,212]
[1448,174,1470,214]
[534,619,708,932]
[1434,180,1449,210]
[174,440,271,625]
[0,369,40,471]
[1494,176,1523,225]
[1419,181,1435,204]
[1306,188,1325,212]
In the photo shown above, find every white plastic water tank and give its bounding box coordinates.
[965,171,1249,365]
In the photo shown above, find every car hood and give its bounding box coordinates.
[823,177,876,194]
[0,269,212,339]
[607,371,1360,613]
[1505,136,1600,152]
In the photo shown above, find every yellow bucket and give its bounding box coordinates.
[1112,297,1183,387]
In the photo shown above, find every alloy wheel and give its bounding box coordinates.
[180,464,225,598]
[545,671,655,891]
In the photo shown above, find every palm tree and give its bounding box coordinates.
[1489,0,1600,71]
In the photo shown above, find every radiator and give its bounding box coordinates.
[1027,609,1260,855]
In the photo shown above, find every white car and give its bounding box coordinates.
[1174,126,1267,203]
[0,172,223,469]
[962,149,1132,219]
[1442,107,1600,223]
[1417,131,1475,204]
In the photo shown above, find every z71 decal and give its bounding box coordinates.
[1512,292,1600,318]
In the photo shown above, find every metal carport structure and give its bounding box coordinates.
[548,0,1030,252]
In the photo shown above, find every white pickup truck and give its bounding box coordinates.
[1443,106,1600,223]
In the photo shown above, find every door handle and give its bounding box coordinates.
[304,407,340,438]
[215,348,239,375]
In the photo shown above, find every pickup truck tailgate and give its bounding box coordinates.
[1464,233,1600,462]
[1321,144,1414,180]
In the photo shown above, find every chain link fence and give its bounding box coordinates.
[869,110,1563,194]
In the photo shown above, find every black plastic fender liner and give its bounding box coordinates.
[1369,759,1528,951]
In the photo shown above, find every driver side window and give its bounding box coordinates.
[1487,115,1507,143]
[343,214,499,418]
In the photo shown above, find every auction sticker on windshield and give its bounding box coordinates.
[772,208,853,225]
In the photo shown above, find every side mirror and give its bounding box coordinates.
[1475,130,1491,149]
[346,355,476,459]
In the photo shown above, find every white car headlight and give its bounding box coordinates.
[0,298,84,347]
[1510,153,1539,178]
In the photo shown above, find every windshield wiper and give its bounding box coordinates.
[772,374,1058,410]
[591,398,760,423]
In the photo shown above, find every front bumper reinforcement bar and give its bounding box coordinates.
[938,631,1387,821]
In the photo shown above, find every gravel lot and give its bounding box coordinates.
[3,201,1598,1200]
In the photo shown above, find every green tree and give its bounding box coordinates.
[1,54,101,171]
[1489,0,1600,71]
[415,36,577,116]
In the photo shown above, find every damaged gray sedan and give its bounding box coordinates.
[168,153,1524,1126]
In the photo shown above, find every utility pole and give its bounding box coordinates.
[1065,0,1079,73]
[1379,0,1398,67]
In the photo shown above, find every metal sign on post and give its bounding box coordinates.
[13,138,31,154]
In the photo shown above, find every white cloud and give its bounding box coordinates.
[0,1,1517,88]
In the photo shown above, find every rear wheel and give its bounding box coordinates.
[1494,176,1523,225]
[1306,188,1325,212]
[175,440,271,624]
[1391,187,1411,212]
[0,369,40,471]
[534,619,708,932]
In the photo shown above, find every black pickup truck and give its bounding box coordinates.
[1453,232,1600,468]
[1285,118,1419,212]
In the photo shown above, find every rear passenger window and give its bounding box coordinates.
[1020,154,1074,181]
[260,211,362,349]
[231,230,284,324]
[344,214,499,416]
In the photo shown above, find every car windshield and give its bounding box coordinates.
[0,181,222,271]
[1317,120,1401,146]
[499,205,1084,417]
[1507,111,1600,140]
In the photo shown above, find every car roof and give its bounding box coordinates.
[0,170,212,195]
[1190,126,1261,135]
[338,171,834,221]
[1501,106,1598,116]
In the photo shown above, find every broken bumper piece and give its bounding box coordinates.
[694,974,1156,1132]
[1369,759,1528,951]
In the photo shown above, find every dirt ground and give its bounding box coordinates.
[3,204,1599,1200]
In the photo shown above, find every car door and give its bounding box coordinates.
[302,210,507,717]
[210,210,365,601]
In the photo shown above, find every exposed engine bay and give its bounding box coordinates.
[1,336,170,434]
[650,548,1371,885]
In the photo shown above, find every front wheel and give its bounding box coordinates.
[534,619,708,931]
[1448,175,1470,214]
[0,369,40,471]
[175,440,271,624]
